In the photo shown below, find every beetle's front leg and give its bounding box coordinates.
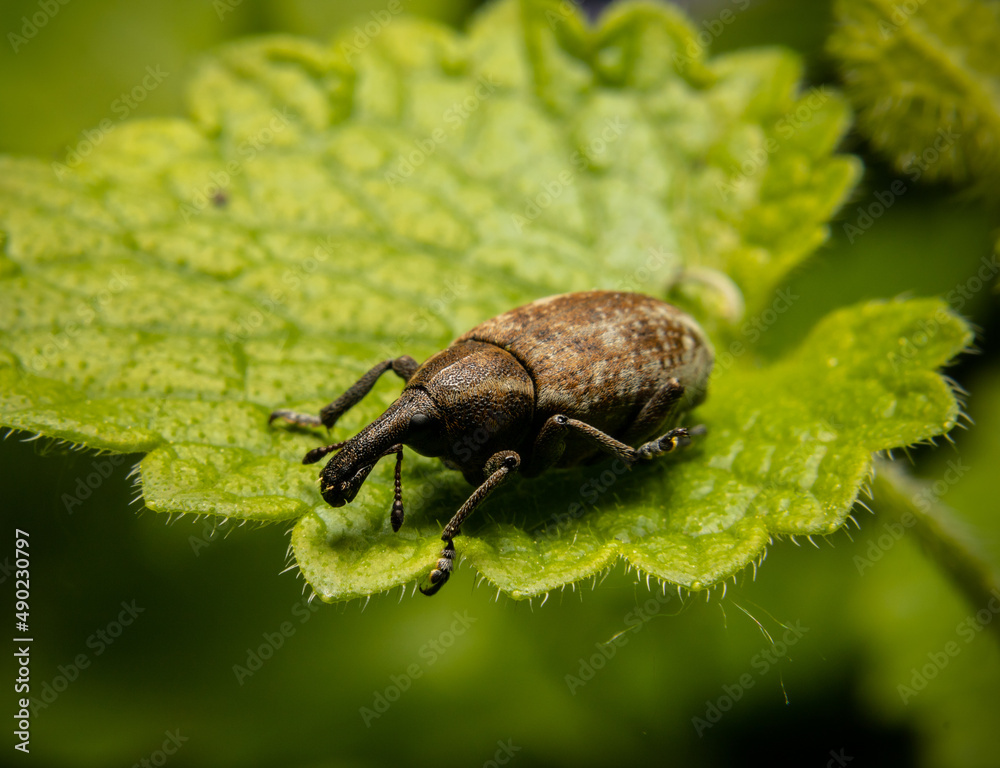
[420,450,521,596]
[268,355,419,430]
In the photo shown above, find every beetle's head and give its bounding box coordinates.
[403,341,534,471]
[317,342,535,506]
[317,389,446,508]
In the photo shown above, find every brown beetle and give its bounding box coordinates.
[270,291,714,595]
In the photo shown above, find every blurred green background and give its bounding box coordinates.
[2,1,998,766]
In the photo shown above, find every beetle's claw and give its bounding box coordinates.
[636,425,706,460]
[666,428,691,452]
[419,539,455,596]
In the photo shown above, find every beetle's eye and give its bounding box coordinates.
[409,412,434,430]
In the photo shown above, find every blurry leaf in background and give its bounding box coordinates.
[829,0,1000,193]
[0,0,477,156]
[270,0,478,35]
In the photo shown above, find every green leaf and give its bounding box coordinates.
[829,0,1000,189]
[0,0,967,602]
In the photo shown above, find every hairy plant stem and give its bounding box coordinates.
[872,457,1000,643]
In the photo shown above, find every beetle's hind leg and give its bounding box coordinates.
[620,378,686,445]
[526,404,704,475]
[634,424,706,460]
[625,379,705,460]
[420,451,521,596]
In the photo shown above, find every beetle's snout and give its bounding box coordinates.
[320,460,375,508]
[320,484,350,507]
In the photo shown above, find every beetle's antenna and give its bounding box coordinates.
[389,444,405,531]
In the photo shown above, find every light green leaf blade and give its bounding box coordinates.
[0,0,964,603]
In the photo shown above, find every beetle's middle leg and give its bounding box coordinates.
[269,355,419,429]
[420,450,521,596]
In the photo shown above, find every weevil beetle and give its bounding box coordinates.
[270,290,714,595]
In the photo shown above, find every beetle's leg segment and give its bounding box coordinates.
[441,451,520,540]
[620,378,685,445]
[420,540,455,597]
[268,355,419,429]
[420,450,520,596]
[301,441,349,465]
[528,415,637,471]
[528,412,703,473]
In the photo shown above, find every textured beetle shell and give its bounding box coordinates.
[456,290,714,467]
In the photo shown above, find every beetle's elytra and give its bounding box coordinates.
[270,291,714,595]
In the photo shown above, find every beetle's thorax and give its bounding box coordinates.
[406,341,535,476]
